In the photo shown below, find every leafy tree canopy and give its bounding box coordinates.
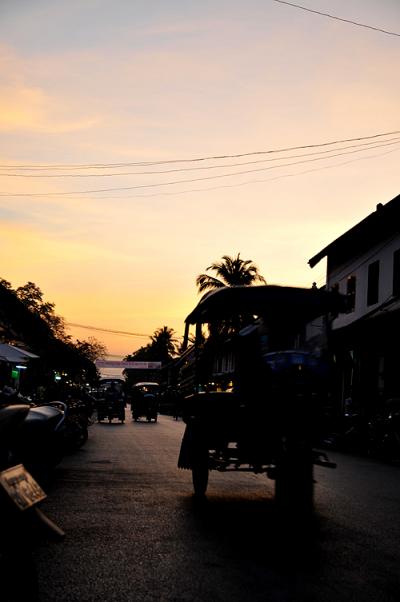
[74,337,107,362]
[14,281,67,340]
[0,277,107,378]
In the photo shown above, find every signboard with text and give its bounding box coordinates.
[0,464,46,511]
[95,360,162,370]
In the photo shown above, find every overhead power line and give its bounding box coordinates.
[272,0,400,37]
[0,129,399,170]
[67,322,184,341]
[2,137,400,197]
[3,136,400,178]
[67,322,151,338]
[91,144,399,201]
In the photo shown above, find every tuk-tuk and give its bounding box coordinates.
[177,284,344,510]
[130,382,160,422]
[97,379,126,423]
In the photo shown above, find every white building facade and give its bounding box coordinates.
[309,194,400,416]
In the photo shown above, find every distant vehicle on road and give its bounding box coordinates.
[130,382,160,423]
[97,380,126,424]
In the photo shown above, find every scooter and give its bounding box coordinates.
[0,402,65,601]
[63,397,90,451]
[10,400,67,480]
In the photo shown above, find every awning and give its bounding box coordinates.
[0,343,39,364]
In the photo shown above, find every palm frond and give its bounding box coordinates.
[196,273,225,292]
[196,253,266,292]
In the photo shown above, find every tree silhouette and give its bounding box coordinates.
[150,326,178,361]
[75,337,107,362]
[123,326,178,387]
[15,281,67,340]
[196,253,266,293]
[0,278,109,387]
[125,326,178,364]
[195,254,266,340]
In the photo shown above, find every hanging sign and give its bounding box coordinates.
[95,360,162,369]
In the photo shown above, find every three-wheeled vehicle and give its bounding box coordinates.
[177,284,344,510]
[130,382,160,422]
[97,379,126,423]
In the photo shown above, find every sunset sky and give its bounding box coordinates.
[1,0,399,357]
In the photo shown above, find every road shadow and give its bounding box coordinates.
[182,492,325,575]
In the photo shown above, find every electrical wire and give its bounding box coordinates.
[1,129,399,170]
[88,144,400,200]
[67,322,184,340]
[3,136,400,178]
[272,0,400,37]
[2,138,399,197]
[1,143,397,204]
[66,322,151,338]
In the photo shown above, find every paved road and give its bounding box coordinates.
[36,412,400,601]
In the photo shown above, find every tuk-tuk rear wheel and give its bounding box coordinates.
[274,447,314,514]
[192,463,209,496]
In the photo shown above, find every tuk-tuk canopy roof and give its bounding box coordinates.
[185,285,343,325]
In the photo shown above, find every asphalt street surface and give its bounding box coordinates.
[35,412,400,601]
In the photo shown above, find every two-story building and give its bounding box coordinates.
[308,193,400,416]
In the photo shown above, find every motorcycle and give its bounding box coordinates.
[367,399,400,463]
[322,409,370,453]
[62,397,92,451]
[10,400,67,480]
[2,390,93,478]
[0,402,65,601]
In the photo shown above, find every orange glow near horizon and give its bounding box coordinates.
[1,1,399,356]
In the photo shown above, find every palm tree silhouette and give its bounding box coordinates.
[150,326,178,361]
[196,253,266,293]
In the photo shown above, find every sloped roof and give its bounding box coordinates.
[0,343,39,363]
[185,285,344,325]
[308,193,400,268]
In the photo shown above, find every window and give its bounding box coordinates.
[367,260,380,306]
[346,275,356,312]
[393,249,400,297]
[330,283,340,317]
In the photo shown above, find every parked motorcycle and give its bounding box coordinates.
[367,399,400,463]
[1,387,94,478]
[322,409,370,453]
[62,397,92,452]
[0,402,65,601]
[9,400,67,480]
